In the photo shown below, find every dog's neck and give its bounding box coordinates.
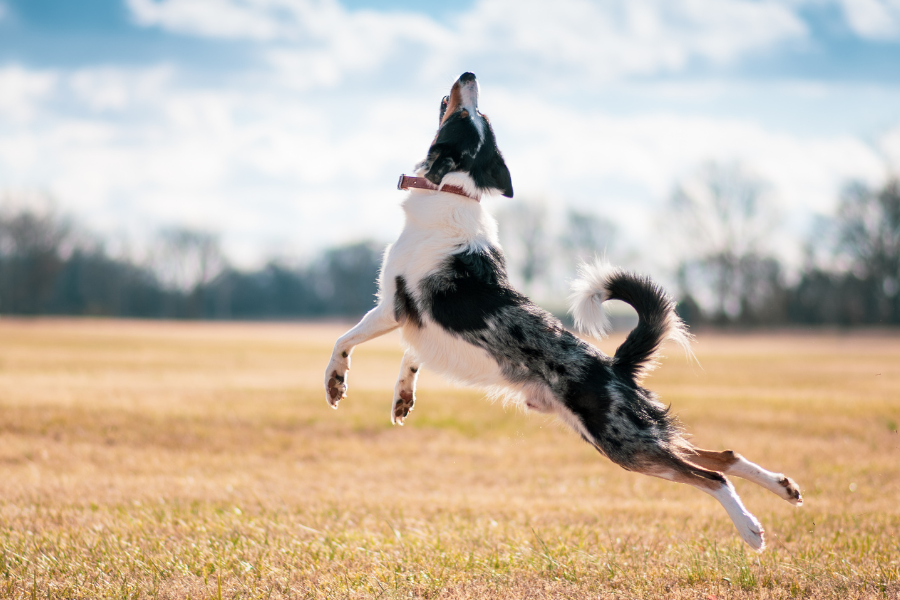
[401,174,500,253]
[398,175,479,201]
[413,171,482,200]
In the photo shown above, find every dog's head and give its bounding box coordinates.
[416,72,513,198]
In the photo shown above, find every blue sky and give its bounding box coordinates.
[1,0,899,274]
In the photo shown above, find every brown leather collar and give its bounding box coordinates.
[397,174,480,201]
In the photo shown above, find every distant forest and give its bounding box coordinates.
[0,209,381,320]
[1,168,899,326]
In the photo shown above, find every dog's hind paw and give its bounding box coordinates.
[730,507,765,552]
[740,518,766,552]
[779,476,803,506]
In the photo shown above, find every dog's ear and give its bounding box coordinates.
[471,114,513,197]
[482,151,513,198]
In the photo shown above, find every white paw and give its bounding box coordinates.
[324,353,350,408]
[391,380,416,425]
[737,513,766,552]
[778,476,803,506]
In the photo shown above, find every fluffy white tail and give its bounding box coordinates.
[568,260,618,339]
[568,259,694,380]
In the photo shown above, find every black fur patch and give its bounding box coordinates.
[426,249,523,332]
[603,272,679,381]
[394,275,423,328]
[420,246,596,389]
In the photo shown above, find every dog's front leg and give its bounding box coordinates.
[391,349,422,425]
[325,304,398,408]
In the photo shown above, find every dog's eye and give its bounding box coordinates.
[439,96,451,122]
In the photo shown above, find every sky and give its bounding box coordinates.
[1,0,900,270]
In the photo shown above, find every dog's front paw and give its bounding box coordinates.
[324,354,350,408]
[391,375,416,425]
[391,390,415,425]
[326,370,347,408]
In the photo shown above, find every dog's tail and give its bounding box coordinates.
[568,260,694,381]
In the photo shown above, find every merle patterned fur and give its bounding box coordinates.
[398,245,684,473]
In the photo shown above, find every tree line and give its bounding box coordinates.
[1,168,898,325]
[496,165,900,327]
[669,166,900,326]
[0,202,381,319]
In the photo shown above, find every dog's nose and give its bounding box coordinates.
[458,72,476,84]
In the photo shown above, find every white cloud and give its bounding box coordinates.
[2,0,896,269]
[487,89,886,269]
[128,0,451,89]
[127,0,294,40]
[127,0,447,46]
[1,60,891,268]
[0,66,58,121]
[127,0,807,85]
[451,0,807,82]
[836,0,900,39]
[881,124,900,171]
[0,64,434,263]
[68,66,174,111]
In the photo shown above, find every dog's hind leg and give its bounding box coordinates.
[325,304,399,408]
[684,448,803,506]
[392,349,421,425]
[558,378,767,549]
[640,455,766,551]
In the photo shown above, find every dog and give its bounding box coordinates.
[324,72,802,551]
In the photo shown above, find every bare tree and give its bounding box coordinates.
[559,209,618,265]
[150,227,225,318]
[152,227,224,292]
[835,178,900,321]
[0,194,72,314]
[667,162,784,323]
[312,241,383,317]
[496,200,549,295]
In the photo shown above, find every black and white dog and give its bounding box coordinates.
[325,72,802,551]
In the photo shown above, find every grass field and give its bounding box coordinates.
[0,319,898,599]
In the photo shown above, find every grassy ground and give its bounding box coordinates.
[0,319,898,599]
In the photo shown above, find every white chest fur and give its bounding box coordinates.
[379,187,505,388]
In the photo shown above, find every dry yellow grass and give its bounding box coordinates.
[0,319,898,599]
